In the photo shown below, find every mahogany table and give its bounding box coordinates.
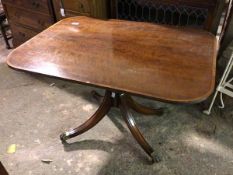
[7,16,217,162]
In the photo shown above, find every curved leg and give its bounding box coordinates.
[60,91,113,142]
[91,90,104,103]
[0,162,8,175]
[125,95,164,116]
[119,94,160,163]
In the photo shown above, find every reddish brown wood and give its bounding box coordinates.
[125,95,163,116]
[2,0,52,14]
[2,0,55,47]
[60,90,162,162]
[6,17,217,162]
[7,16,217,103]
[60,91,112,141]
[0,162,8,175]
[6,6,53,30]
[119,94,157,162]
[10,23,38,45]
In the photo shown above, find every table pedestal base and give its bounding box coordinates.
[60,90,163,163]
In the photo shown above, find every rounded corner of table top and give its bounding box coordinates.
[6,53,16,69]
[154,83,215,104]
[6,50,24,72]
[186,85,215,104]
[5,17,218,105]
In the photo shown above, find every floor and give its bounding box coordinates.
[0,38,233,175]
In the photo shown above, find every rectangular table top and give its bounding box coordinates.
[7,16,217,103]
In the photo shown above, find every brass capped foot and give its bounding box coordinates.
[60,90,164,163]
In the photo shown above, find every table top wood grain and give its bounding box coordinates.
[7,16,218,103]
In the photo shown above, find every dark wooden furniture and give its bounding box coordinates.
[0,8,11,49]
[1,0,219,47]
[52,0,108,20]
[7,17,217,162]
[0,1,11,49]
[110,0,219,31]
[1,0,55,47]
[1,0,109,47]
[0,162,8,175]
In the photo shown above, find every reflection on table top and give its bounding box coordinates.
[7,16,217,103]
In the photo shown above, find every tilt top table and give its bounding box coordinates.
[7,16,217,162]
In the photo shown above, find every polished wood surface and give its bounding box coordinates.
[7,16,217,103]
[2,0,55,47]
